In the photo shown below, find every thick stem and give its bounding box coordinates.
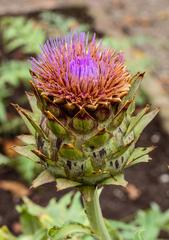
[81,186,112,240]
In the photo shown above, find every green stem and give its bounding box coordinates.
[81,186,112,240]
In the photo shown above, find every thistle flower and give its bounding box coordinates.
[14,32,158,190]
[30,32,130,107]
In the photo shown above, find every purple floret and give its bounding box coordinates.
[30,32,130,106]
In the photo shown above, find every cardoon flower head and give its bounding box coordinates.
[30,32,130,107]
[14,32,158,190]
[12,32,159,240]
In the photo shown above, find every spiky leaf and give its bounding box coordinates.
[32,170,55,188]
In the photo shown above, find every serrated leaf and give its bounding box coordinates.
[132,155,151,165]
[32,170,55,188]
[101,174,127,187]
[129,146,154,160]
[48,223,92,240]
[134,203,169,240]
[56,178,81,191]
[2,17,45,54]
[127,146,154,167]
[19,192,87,228]
[18,197,45,216]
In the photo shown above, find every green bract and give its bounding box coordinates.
[13,72,158,190]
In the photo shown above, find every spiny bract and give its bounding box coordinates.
[14,32,158,190]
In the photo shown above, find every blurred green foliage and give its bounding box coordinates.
[0,16,46,124]
[0,61,29,122]
[108,203,169,240]
[0,192,169,240]
[0,61,29,85]
[0,154,40,183]
[1,17,45,54]
[39,11,89,35]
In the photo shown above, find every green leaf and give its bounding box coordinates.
[0,226,17,240]
[18,207,42,236]
[128,154,151,167]
[32,229,48,240]
[127,146,154,167]
[134,203,169,240]
[107,203,169,240]
[2,16,45,54]
[0,101,7,122]
[0,154,39,183]
[133,231,144,240]
[126,106,149,135]
[0,154,10,165]
[17,197,45,216]
[46,192,88,227]
[40,12,89,34]
[18,192,88,229]
[0,60,30,125]
[13,156,40,183]
[0,61,29,87]
[19,229,47,240]
[101,174,127,187]
[48,223,92,240]
[134,108,159,139]
[3,188,169,240]
[0,117,24,135]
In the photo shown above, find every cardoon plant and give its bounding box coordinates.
[13,32,158,240]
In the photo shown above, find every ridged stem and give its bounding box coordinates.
[81,186,112,240]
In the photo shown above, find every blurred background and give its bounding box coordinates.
[0,0,169,238]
